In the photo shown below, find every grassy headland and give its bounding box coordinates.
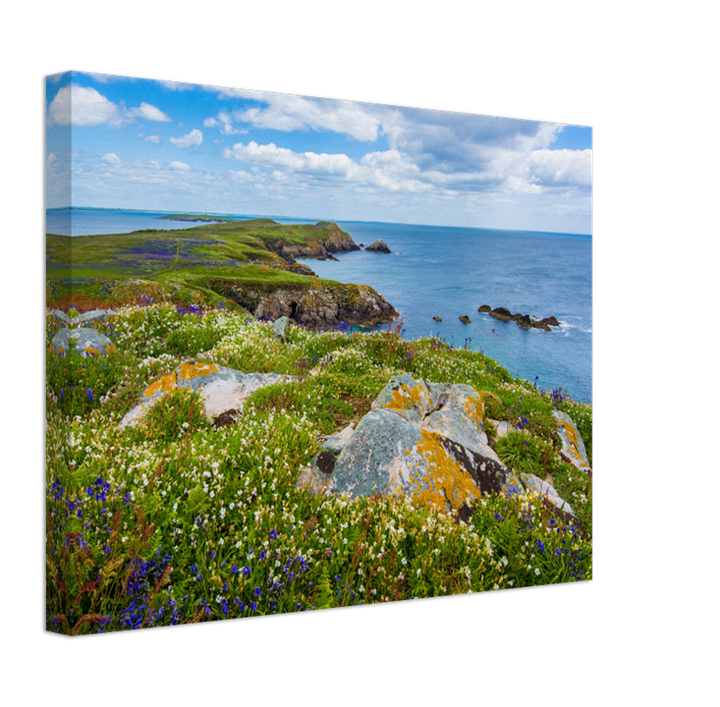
[46,218,389,324]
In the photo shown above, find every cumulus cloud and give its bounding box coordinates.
[101,153,121,165]
[128,102,171,122]
[203,110,248,135]
[171,161,191,171]
[223,141,354,175]
[170,129,203,148]
[46,84,171,128]
[47,85,120,127]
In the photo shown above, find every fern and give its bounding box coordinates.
[315,568,334,610]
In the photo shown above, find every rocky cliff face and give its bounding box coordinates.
[266,223,361,264]
[208,280,398,328]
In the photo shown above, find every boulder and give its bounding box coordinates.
[75,309,116,326]
[365,239,391,253]
[120,362,294,428]
[305,382,587,520]
[553,410,591,472]
[459,315,471,324]
[50,309,70,325]
[433,316,442,322]
[477,305,492,313]
[272,316,291,342]
[300,375,522,517]
[49,327,117,357]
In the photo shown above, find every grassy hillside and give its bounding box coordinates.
[45,303,592,635]
[46,219,363,311]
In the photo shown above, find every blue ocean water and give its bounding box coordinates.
[46,208,206,236]
[46,209,592,402]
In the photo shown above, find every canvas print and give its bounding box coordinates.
[45,71,592,636]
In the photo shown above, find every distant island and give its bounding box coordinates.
[158,213,240,224]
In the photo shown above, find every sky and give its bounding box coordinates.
[45,71,592,234]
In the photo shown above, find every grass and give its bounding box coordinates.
[46,302,592,635]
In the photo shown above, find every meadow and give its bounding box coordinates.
[46,300,592,635]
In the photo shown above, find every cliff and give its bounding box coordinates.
[207,278,398,328]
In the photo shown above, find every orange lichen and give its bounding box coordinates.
[409,430,479,513]
[143,372,177,397]
[177,362,219,381]
[560,418,584,462]
[105,344,117,355]
[381,383,431,417]
[143,363,220,398]
[83,346,100,356]
[463,394,485,429]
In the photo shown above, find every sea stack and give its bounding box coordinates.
[365,239,391,253]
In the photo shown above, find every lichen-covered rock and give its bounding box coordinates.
[50,309,70,325]
[120,362,293,428]
[49,328,117,357]
[319,423,356,454]
[520,472,575,518]
[272,316,291,342]
[553,410,591,472]
[305,375,521,517]
[75,309,116,326]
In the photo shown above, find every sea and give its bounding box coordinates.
[47,208,592,402]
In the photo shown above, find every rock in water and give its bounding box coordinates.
[365,239,391,253]
[433,316,442,322]
[459,315,471,324]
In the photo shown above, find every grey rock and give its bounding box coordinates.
[520,472,575,517]
[553,410,591,472]
[120,362,294,428]
[272,316,291,342]
[365,239,391,253]
[49,327,117,357]
[302,374,522,517]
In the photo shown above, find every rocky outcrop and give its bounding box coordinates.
[365,239,391,253]
[48,309,119,356]
[459,315,471,324]
[297,374,585,523]
[433,316,442,322]
[554,410,591,472]
[120,362,293,428]
[266,223,360,265]
[272,316,291,342]
[208,280,398,329]
[478,305,560,332]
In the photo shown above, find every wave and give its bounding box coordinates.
[559,316,591,333]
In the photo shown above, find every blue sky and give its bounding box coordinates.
[46,71,592,234]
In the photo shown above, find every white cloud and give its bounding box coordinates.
[101,153,121,165]
[137,132,162,144]
[47,153,57,165]
[219,90,382,142]
[169,129,203,148]
[47,84,120,127]
[204,110,247,135]
[47,84,171,128]
[171,161,191,171]
[159,80,194,92]
[128,102,171,122]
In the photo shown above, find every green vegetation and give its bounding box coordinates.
[46,303,592,635]
[46,219,361,312]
